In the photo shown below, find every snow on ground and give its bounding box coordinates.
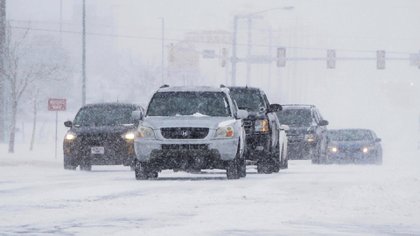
[1,144,420,235]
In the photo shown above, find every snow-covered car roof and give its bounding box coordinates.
[157,86,228,93]
[82,103,140,108]
[282,104,316,109]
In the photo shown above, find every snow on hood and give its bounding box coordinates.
[142,116,235,130]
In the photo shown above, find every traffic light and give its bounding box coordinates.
[377,50,386,70]
[326,49,336,69]
[277,48,286,67]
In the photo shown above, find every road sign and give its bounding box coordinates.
[377,50,386,70]
[48,98,66,111]
[327,49,336,69]
[277,48,286,67]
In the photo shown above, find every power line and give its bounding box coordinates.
[10,25,418,56]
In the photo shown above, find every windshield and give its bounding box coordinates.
[74,106,136,126]
[147,92,231,117]
[328,130,373,141]
[277,109,312,127]
[229,89,265,112]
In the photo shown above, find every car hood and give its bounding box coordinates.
[70,125,136,135]
[328,140,374,148]
[142,116,236,130]
[286,126,313,136]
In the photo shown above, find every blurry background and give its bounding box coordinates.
[1,0,419,160]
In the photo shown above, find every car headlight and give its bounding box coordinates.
[215,126,234,139]
[65,131,76,141]
[137,126,155,139]
[305,133,316,142]
[329,146,338,153]
[255,119,269,133]
[122,131,137,141]
[362,147,369,153]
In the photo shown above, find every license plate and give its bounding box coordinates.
[91,146,105,155]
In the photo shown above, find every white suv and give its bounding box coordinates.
[133,86,248,180]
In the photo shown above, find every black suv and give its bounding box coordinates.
[228,86,287,173]
[63,103,144,170]
[276,104,329,163]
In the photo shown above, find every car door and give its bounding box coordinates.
[314,109,328,154]
[262,91,279,149]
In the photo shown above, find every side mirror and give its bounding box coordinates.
[131,110,143,122]
[319,120,329,126]
[375,138,381,142]
[268,104,282,113]
[237,109,249,119]
[280,124,290,131]
[64,121,73,128]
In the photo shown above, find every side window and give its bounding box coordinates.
[313,109,321,124]
[261,91,270,108]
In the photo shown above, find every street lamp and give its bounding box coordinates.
[230,6,294,86]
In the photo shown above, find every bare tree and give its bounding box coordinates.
[0,25,68,153]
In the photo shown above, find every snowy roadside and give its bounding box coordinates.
[1,143,420,235]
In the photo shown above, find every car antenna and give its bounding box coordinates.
[160,84,170,88]
[220,84,226,88]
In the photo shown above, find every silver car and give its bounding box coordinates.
[133,86,248,180]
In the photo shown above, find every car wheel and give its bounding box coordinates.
[134,161,156,180]
[311,143,322,164]
[257,157,274,174]
[280,144,288,169]
[63,156,77,170]
[226,159,240,179]
[80,163,91,171]
[238,154,246,178]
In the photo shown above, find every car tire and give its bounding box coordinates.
[64,164,77,170]
[80,164,91,171]
[257,157,274,174]
[238,155,247,178]
[311,143,323,164]
[134,161,157,180]
[280,144,288,169]
[64,156,77,170]
[226,159,240,179]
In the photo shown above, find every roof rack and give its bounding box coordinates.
[160,84,170,89]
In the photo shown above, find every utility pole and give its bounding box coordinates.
[159,17,165,84]
[231,15,238,86]
[59,0,63,42]
[0,0,6,143]
[82,0,86,106]
[246,17,252,85]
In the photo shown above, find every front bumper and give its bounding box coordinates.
[326,151,379,163]
[63,140,135,165]
[287,138,317,159]
[134,138,239,162]
[244,133,271,161]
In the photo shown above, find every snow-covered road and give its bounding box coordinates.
[1,149,420,235]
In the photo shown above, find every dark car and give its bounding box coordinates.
[276,104,329,163]
[228,86,288,173]
[63,103,144,171]
[326,129,383,164]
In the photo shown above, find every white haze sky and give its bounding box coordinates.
[7,0,420,156]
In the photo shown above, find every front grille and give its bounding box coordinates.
[243,120,253,134]
[161,144,208,150]
[79,133,123,146]
[161,127,209,139]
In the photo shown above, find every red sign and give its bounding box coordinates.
[48,98,67,111]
